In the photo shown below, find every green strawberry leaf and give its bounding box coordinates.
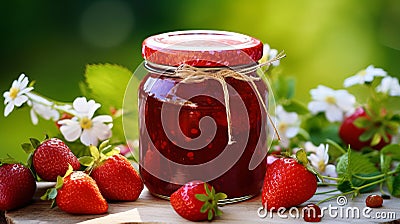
[282,99,309,115]
[359,129,375,142]
[295,149,308,165]
[21,143,35,154]
[353,117,371,129]
[336,149,378,179]
[208,210,213,221]
[99,140,110,151]
[55,176,64,190]
[195,194,209,202]
[352,172,381,193]
[89,145,100,161]
[337,180,353,193]
[215,192,227,201]
[381,144,400,161]
[79,156,95,167]
[0,155,19,165]
[82,63,139,142]
[29,138,41,149]
[370,133,382,146]
[200,202,210,213]
[83,64,132,113]
[387,173,400,197]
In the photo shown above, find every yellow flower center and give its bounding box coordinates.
[80,117,92,129]
[9,87,19,99]
[359,70,367,77]
[318,160,326,172]
[278,122,288,133]
[325,96,336,104]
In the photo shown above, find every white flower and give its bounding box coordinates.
[3,74,34,116]
[307,143,337,179]
[260,44,280,66]
[58,97,113,146]
[376,76,400,96]
[271,105,300,147]
[26,93,60,125]
[303,141,319,154]
[344,65,387,87]
[308,85,356,122]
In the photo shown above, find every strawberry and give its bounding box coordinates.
[23,137,80,181]
[0,160,36,211]
[365,194,383,208]
[303,203,322,222]
[170,181,227,221]
[81,140,143,201]
[262,151,317,210]
[339,107,394,151]
[42,166,108,214]
[91,154,143,201]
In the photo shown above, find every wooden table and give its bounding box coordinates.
[3,182,400,223]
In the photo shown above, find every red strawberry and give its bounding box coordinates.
[339,107,393,151]
[91,154,144,201]
[81,141,143,201]
[262,156,317,210]
[303,203,322,222]
[25,138,80,181]
[0,161,36,211]
[42,167,108,214]
[170,181,227,221]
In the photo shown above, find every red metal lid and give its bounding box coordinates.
[142,30,263,67]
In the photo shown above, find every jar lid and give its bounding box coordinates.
[142,30,263,67]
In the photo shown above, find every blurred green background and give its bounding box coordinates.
[1,0,400,162]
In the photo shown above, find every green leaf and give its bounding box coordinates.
[296,149,308,165]
[359,129,375,142]
[381,144,400,160]
[29,138,41,149]
[83,64,140,143]
[89,145,100,161]
[99,140,110,150]
[215,192,227,201]
[0,155,19,165]
[337,180,353,193]
[55,176,64,190]
[200,202,209,213]
[353,117,371,128]
[84,64,132,113]
[21,143,35,154]
[208,209,213,221]
[195,194,209,202]
[336,150,378,179]
[48,188,58,199]
[388,174,400,197]
[370,133,382,146]
[282,99,309,115]
[78,156,95,167]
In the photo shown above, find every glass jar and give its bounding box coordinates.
[138,30,268,203]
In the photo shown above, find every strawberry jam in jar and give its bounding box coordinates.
[139,30,269,203]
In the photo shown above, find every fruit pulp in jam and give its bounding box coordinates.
[139,72,268,199]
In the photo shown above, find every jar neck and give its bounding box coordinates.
[144,61,260,76]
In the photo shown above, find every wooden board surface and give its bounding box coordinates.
[3,182,400,224]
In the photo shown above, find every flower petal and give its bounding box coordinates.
[4,103,14,116]
[30,108,39,125]
[324,164,337,177]
[325,105,343,122]
[13,95,28,107]
[92,115,113,123]
[80,129,99,146]
[308,101,328,114]
[60,122,82,142]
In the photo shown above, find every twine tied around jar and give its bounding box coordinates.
[167,51,285,145]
